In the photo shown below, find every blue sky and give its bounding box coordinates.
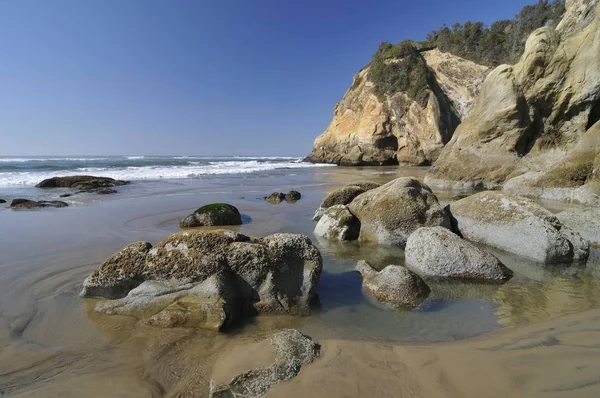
[0,0,535,156]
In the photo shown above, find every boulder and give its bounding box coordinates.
[179,203,242,228]
[36,175,128,189]
[355,260,430,308]
[265,192,286,204]
[10,199,69,209]
[556,207,600,248]
[313,183,380,221]
[81,230,323,330]
[0,199,6,204]
[285,190,302,202]
[209,329,319,398]
[347,177,450,247]
[405,227,513,282]
[313,205,360,241]
[449,191,588,263]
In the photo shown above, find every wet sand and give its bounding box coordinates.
[1,166,600,396]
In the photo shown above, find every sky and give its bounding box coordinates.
[0,0,536,157]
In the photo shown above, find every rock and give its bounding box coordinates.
[313,205,360,241]
[427,1,600,202]
[350,181,381,191]
[347,177,450,247]
[0,199,6,204]
[355,260,430,308]
[96,188,117,195]
[285,190,302,202]
[36,175,128,189]
[59,193,72,198]
[305,48,487,166]
[405,227,513,282]
[265,192,286,204]
[10,199,69,209]
[209,329,319,398]
[314,183,381,221]
[179,203,242,228]
[81,230,323,330]
[556,207,600,248]
[449,191,589,263]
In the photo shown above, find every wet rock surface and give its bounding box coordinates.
[180,203,243,228]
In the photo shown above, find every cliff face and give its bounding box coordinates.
[426,0,600,205]
[305,49,488,166]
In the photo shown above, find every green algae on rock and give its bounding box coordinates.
[179,203,242,228]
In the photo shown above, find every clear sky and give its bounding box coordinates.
[0,0,534,156]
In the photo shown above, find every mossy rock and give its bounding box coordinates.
[180,203,242,228]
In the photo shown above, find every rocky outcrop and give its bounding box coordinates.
[348,177,450,247]
[427,0,600,203]
[405,227,512,282]
[355,260,430,308]
[209,329,319,398]
[36,175,128,189]
[306,49,488,166]
[10,199,69,209]
[449,191,589,263]
[81,230,323,330]
[556,207,600,248]
[179,203,242,228]
[313,205,361,241]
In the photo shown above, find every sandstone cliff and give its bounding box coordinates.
[305,49,488,166]
[426,0,600,205]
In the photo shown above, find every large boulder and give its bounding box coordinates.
[347,177,450,247]
[81,230,323,330]
[179,203,242,228]
[36,175,128,189]
[10,199,69,209]
[209,329,319,398]
[313,205,360,241]
[449,191,588,263]
[313,182,381,221]
[355,260,430,308]
[556,207,600,248]
[405,227,513,282]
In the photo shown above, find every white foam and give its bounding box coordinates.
[0,157,110,163]
[0,160,335,187]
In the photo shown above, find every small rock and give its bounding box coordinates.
[209,329,319,398]
[313,205,360,241]
[10,199,69,209]
[405,227,513,282]
[355,260,430,308]
[265,192,286,204]
[179,203,242,228]
[96,188,117,195]
[0,199,6,204]
[59,193,72,198]
[285,190,302,202]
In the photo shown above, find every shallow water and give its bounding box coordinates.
[1,165,599,395]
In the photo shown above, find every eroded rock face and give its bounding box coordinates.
[179,203,242,228]
[405,227,512,282]
[427,1,600,201]
[305,49,487,166]
[313,205,361,241]
[355,260,430,308]
[449,191,588,264]
[36,175,128,189]
[347,177,450,247]
[10,199,69,209]
[209,329,319,398]
[81,230,323,330]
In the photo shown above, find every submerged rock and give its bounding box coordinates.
[81,230,323,330]
[265,192,286,204]
[285,190,302,202]
[0,199,6,204]
[355,260,430,308]
[313,205,360,241]
[348,177,450,247]
[96,188,117,195]
[449,191,588,263]
[209,329,319,397]
[179,203,242,228]
[405,227,512,282]
[10,199,69,209]
[36,175,128,189]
